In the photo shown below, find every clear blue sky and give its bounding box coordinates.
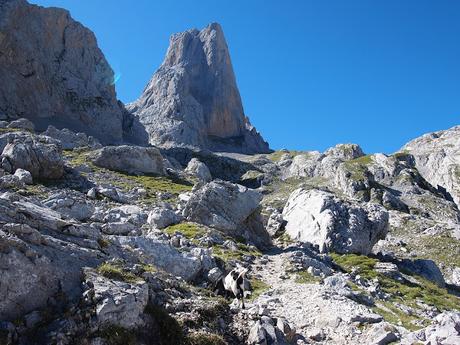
[31,0,460,154]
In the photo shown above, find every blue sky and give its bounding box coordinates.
[31,0,460,154]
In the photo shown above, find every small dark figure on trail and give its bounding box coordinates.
[214,266,250,309]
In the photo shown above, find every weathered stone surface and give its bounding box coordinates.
[43,125,102,150]
[147,206,181,229]
[13,168,32,185]
[183,180,270,247]
[7,118,34,131]
[84,269,148,329]
[282,189,389,254]
[402,125,460,206]
[0,0,126,144]
[43,191,94,221]
[401,312,460,345]
[91,145,165,175]
[127,23,270,154]
[185,158,212,182]
[107,236,202,281]
[0,194,102,321]
[1,135,64,179]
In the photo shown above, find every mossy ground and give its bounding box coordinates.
[265,150,305,162]
[295,270,322,284]
[211,242,261,262]
[248,278,270,301]
[164,223,206,241]
[342,155,373,181]
[331,253,460,330]
[63,148,192,203]
[97,262,142,283]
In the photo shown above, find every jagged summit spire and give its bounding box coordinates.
[128,22,270,154]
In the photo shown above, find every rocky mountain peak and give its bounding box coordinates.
[128,23,270,154]
[0,0,125,144]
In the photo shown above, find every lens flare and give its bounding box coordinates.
[111,72,121,85]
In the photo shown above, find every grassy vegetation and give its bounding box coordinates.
[331,253,460,329]
[295,270,322,284]
[265,150,305,162]
[410,234,460,268]
[0,127,21,134]
[248,278,270,301]
[63,148,193,202]
[164,223,206,240]
[97,262,141,283]
[211,242,261,262]
[186,333,227,345]
[342,155,373,181]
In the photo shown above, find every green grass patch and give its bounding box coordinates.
[211,242,261,262]
[164,223,206,240]
[187,333,227,345]
[265,150,304,162]
[373,302,424,331]
[248,278,270,301]
[342,155,373,181]
[331,253,460,326]
[295,270,321,284]
[97,262,141,283]
[0,127,22,134]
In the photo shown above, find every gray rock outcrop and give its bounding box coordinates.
[0,0,125,144]
[282,188,389,254]
[402,125,460,205]
[43,125,102,150]
[1,135,64,179]
[91,145,165,175]
[127,23,270,154]
[183,180,270,248]
[185,158,212,182]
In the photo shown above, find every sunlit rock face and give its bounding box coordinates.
[402,126,460,206]
[0,0,124,144]
[127,23,270,154]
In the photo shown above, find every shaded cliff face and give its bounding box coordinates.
[128,23,270,154]
[0,0,124,144]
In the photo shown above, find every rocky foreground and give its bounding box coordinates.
[0,0,459,344]
[0,119,459,345]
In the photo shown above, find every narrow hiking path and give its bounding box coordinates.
[247,246,383,345]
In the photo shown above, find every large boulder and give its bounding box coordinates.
[43,125,101,150]
[185,158,212,182]
[0,0,126,144]
[107,236,202,282]
[91,145,165,175]
[282,189,389,254]
[1,136,64,179]
[183,180,270,248]
[0,193,102,320]
[127,23,270,154]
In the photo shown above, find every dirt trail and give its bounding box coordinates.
[247,247,380,344]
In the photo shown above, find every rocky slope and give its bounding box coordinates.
[0,0,128,144]
[0,2,459,345]
[127,23,270,154]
